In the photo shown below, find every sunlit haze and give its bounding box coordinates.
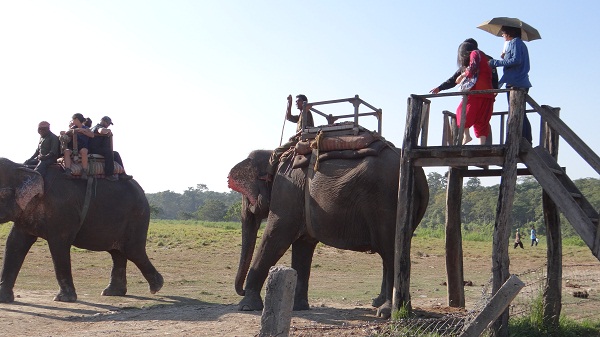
[1,1,598,193]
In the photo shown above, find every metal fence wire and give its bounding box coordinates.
[288,264,599,336]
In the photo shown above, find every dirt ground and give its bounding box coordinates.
[0,289,470,337]
[0,233,598,336]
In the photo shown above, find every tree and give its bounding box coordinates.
[196,200,228,221]
[224,200,242,222]
[427,171,447,195]
[464,177,481,192]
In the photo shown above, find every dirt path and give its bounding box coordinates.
[0,290,398,337]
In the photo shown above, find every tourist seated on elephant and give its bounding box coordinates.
[89,116,132,181]
[23,121,60,177]
[61,113,94,179]
[261,94,314,182]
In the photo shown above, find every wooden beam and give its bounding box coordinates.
[491,89,526,336]
[527,96,600,175]
[460,275,525,337]
[393,96,421,314]
[446,167,465,307]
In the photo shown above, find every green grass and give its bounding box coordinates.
[0,219,598,334]
[509,315,600,337]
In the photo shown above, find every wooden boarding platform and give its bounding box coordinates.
[393,88,600,333]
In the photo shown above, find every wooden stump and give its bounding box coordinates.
[259,266,297,337]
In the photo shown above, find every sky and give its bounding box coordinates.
[1,1,599,193]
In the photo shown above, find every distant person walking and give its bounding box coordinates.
[513,228,524,249]
[530,225,538,246]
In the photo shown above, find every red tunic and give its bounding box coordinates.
[456,51,495,138]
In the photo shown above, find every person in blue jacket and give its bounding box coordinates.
[488,26,533,144]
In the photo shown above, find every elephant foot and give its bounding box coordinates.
[376,300,392,319]
[238,290,263,311]
[293,298,310,311]
[148,272,164,294]
[0,289,14,303]
[54,289,77,302]
[101,284,127,296]
[371,293,386,308]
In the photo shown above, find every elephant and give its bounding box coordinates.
[0,158,163,303]
[228,144,429,318]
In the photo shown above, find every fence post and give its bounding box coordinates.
[259,266,297,337]
[460,275,525,337]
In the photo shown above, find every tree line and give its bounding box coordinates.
[146,177,600,238]
[146,184,242,222]
[423,172,600,238]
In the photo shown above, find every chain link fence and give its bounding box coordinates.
[288,264,599,336]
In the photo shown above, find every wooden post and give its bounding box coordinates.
[259,266,297,337]
[491,89,525,337]
[352,94,360,133]
[541,106,562,331]
[420,101,430,146]
[393,95,421,314]
[446,167,465,307]
[460,275,525,337]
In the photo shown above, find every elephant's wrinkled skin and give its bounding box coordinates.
[0,158,163,303]
[228,147,429,318]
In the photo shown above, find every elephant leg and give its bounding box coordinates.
[372,264,387,308]
[239,226,296,311]
[127,250,163,294]
[47,240,77,302]
[101,250,128,296]
[376,252,394,319]
[0,226,37,303]
[291,236,318,311]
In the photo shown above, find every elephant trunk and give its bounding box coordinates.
[235,196,261,296]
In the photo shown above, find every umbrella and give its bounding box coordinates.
[477,17,541,41]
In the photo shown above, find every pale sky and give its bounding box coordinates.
[1,1,598,193]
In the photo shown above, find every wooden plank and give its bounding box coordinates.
[418,88,511,99]
[541,111,562,329]
[491,89,526,336]
[420,102,430,147]
[409,145,506,158]
[521,142,597,251]
[527,96,600,175]
[393,95,422,314]
[414,157,505,167]
[533,147,600,221]
[460,275,525,337]
[460,168,533,177]
[445,167,465,307]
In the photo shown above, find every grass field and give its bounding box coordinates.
[0,220,598,335]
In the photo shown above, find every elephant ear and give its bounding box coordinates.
[15,167,44,210]
[228,158,259,206]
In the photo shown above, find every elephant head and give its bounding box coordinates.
[0,158,44,223]
[227,150,272,295]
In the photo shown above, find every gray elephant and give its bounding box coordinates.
[228,144,429,318]
[0,158,163,303]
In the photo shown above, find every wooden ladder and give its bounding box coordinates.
[520,140,600,260]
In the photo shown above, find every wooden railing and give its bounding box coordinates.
[411,88,600,176]
[300,95,383,136]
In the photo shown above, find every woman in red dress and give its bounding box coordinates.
[455,41,495,145]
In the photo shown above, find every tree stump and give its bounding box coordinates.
[259,266,297,337]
